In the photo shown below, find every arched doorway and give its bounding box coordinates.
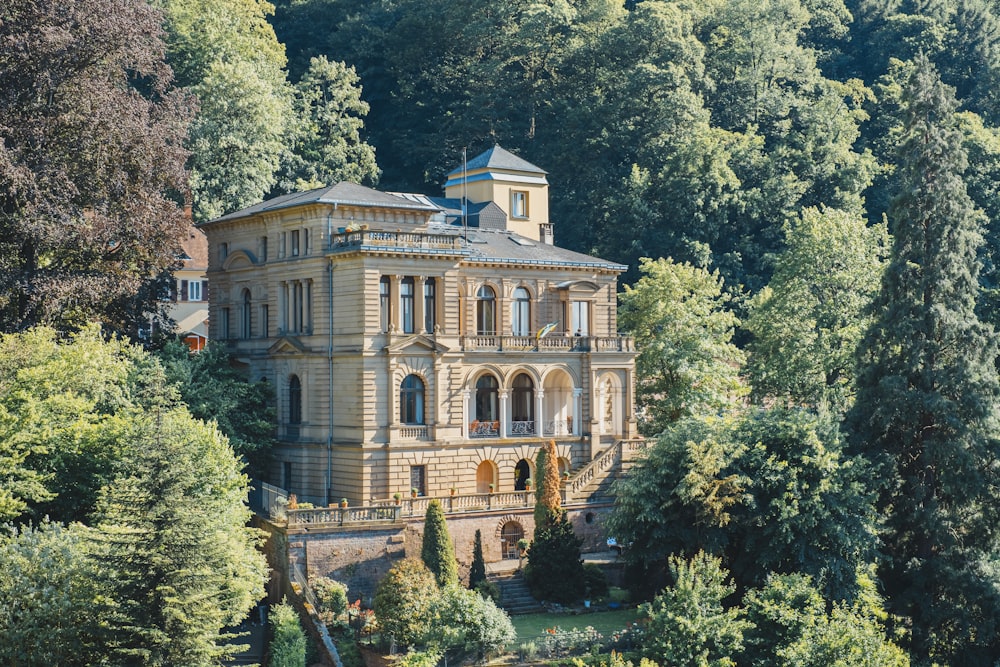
[500,521,524,560]
[476,460,497,494]
[514,459,531,490]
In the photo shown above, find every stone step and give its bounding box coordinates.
[490,569,544,615]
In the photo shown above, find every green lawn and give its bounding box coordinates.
[510,607,640,645]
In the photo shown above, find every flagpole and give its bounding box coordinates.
[462,147,468,242]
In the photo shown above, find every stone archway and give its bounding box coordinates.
[499,520,524,560]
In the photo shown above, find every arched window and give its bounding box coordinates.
[400,277,415,333]
[475,375,499,422]
[511,373,535,435]
[379,276,390,332]
[288,375,302,437]
[424,278,436,333]
[511,287,530,336]
[241,289,252,338]
[476,285,496,335]
[400,374,425,424]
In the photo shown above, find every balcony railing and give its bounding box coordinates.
[469,420,499,438]
[330,229,465,254]
[461,334,634,352]
[509,420,536,435]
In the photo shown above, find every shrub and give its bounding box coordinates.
[583,563,609,599]
[373,559,438,648]
[269,601,306,667]
[312,576,348,620]
[425,585,517,660]
[475,579,501,604]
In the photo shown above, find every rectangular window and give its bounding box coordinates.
[261,304,269,337]
[410,465,426,497]
[571,301,589,336]
[201,280,209,302]
[219,243,229,264]
[260,236,268,261]
[220,307,230,339]
[380,277,390,332]
[511,191,528,218]
[303,228,310,255]
[188,280,202,302]
[283,461,293,492]
[424,278,436,333]
[291,230,300,257]
[400,277,415,334]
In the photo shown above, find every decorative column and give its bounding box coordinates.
[499,389,509,439]
[414,276,425,333]
[573,388,583,437]
[462,390,471,440]
[535,390,545,438]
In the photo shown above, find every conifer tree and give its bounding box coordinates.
[468,529,486,591]
[847,54,1000,663]
[421,499,458,587]
[533,440,562,530]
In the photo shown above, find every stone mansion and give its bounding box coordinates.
[198,146,639,507]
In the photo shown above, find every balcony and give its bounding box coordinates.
[461,334,634,352]
[329,229,466,256]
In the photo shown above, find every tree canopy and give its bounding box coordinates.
[0,0,192,335]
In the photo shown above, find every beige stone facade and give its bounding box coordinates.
[199,147,638,506]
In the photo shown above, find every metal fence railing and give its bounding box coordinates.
[248,480,288,521]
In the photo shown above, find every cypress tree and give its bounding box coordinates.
[469,529,486,590]
[421,499,458,587]
[533,440,562,530]
[847,54,1000,663]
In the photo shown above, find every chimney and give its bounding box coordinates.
[539,222,554,245]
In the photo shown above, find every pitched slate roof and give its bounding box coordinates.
[446,226,626,271]
[203,182,438,224]
[446,145,547,179]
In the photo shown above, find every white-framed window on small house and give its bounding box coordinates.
[511,191,528,218]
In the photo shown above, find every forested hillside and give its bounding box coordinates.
[268,0,1000,297]
[7,1,1000,664]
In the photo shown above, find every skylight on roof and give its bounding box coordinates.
[511,237,535,247]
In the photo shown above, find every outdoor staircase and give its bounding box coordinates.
[492,569,544,615]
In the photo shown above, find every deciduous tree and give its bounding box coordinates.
[640,551,749,667]
[746,207,888,413]
[0,0,192,334]
[619,257,745,434]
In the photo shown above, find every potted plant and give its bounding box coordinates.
[393,492,402,505]
[411,487,418,498]
[288,493,298,510]
[488,483,495,494]
[450,486,457,497]
[339,498,348,508]
[524,479,532,491]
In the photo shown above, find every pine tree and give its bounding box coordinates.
[847,53,1000,663]
[468,529,486,590]
[421,499,458,587]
